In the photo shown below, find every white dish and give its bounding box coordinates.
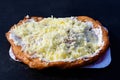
[83,48,111,68]
[9,47,20,61]
[9,47,111,68]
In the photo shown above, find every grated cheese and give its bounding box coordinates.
[10,17,103,62]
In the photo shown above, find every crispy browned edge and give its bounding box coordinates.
[6,16,109,69]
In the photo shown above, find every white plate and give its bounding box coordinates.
[9,47,111,68]
[9,47,20,61]
[83,48,111,68]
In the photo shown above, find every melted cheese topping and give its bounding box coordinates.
[10,17,103,62]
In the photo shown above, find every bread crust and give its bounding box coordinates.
[6,16,109,69]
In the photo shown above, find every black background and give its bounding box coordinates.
[0,0,119,80]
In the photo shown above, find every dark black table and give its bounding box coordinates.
[0,0,119,80]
